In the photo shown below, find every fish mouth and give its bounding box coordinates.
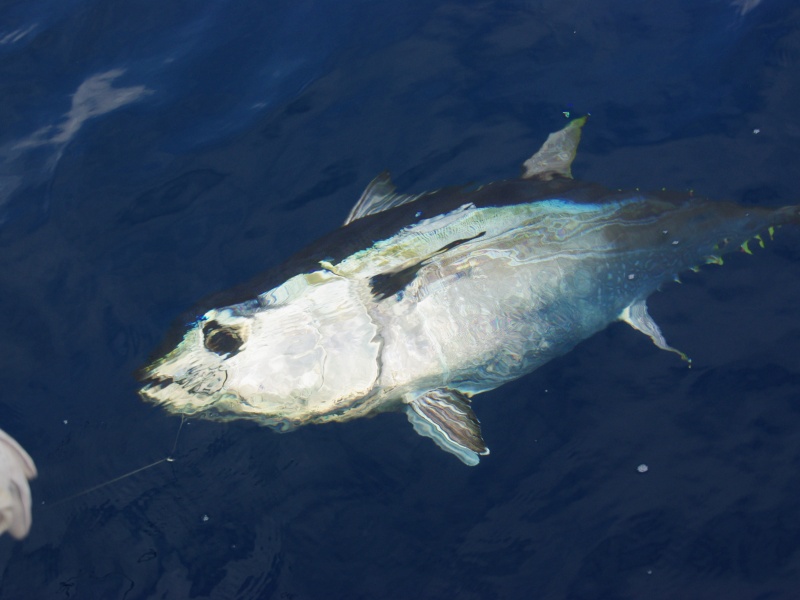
[141,370,226,393]
[138,373,226,416]
[135,360,159,383]
[137,375,177,406]
[138,374,174,394]
[138,375,293,429]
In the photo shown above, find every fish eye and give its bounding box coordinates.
[202,320,245,356]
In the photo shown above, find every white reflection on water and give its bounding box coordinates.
[0,69,151,219]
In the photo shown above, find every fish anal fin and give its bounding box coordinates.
[344,172,422,225]
[620,299,691,364]
[405,389,489,466]
[522,116,587,181]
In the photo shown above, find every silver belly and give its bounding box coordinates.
[372,246,617,398]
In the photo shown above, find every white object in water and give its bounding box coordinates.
[0,428,36,539]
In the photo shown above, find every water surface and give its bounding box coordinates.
[1,1,800,598]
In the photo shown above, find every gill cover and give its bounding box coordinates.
[140,270,381,428]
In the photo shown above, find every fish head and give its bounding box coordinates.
[139,271,382,430]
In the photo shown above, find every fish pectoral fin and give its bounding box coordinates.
[405,389,489,466]
[620,299,692,364]
[370,260,428,300]
[343,171,422,225]
[522,116,587,180]
[369,231,487,301]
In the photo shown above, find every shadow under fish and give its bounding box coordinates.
[139,117,800,465]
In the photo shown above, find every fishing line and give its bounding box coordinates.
[43,415,186,508]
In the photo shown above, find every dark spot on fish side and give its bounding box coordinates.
[369,231,486,301]
[437,231,486,253]
[370,262,428,301]
[202,320,245,356]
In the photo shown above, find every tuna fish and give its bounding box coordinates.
[139,118,799,465]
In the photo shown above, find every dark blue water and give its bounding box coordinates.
[1,0,800,597]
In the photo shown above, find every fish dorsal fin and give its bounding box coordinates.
[619,299,691,364]
[344,171,422,225]
[522,116,587,181]
[405,388,489,466]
